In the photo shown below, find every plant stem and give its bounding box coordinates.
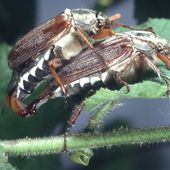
[1,127,170,156]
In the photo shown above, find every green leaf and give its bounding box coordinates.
[118,18,170,42]
[141,18,170,41]
[68,148,93,166]
[85,81,167,111]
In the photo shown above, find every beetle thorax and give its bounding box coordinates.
[70,9,106,35]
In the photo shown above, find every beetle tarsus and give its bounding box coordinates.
[116,73,130,92]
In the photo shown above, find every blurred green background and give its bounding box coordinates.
[1,0,170,170]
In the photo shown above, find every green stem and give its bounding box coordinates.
[1,127,170,156]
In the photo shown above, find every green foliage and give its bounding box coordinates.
[141,18,170,42]
[85,81,167,110]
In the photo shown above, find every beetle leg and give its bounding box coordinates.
[115,72,130,92]
[157,52,170,69]
[28,81,85,151]
[143,55,170,96]
[63,101,85,151]
[1,96,10,114]
[76,28,108,68]
[26,85,54,113]
[48,59,66,94]
[113,54,140,92]
[48,46,67,99]
[92,28,115,39]
[76,28,94,49]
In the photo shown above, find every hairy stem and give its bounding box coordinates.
[1,127,170,156]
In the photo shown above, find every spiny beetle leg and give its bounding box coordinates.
[63,101,85,152]
[76,28,108,69]
[115,73,130,92]
[48,60,67,100]
[157,52,170,69]
[113,55,142,93]
[143,54,170,97]
[110,53,142,93]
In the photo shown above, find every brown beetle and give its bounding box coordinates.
[3,8,125,116]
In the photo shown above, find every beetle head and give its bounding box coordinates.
[69,9,107,32]
[64,8,122,37]
[155,36,170,55]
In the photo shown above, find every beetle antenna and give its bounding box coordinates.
[111,21,137,30]
[109,13,122,21]
[109,14,137,30]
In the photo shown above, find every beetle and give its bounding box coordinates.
[6,30,170,119]
[3,8,127,116]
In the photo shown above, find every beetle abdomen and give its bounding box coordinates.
[52,69,115,98]
[16,49,52,99]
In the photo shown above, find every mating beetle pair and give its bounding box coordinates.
[4,8,124,116]
[17,30,170,126]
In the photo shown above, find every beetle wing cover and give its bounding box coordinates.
[59,36,134,84]
[8,14,71,70]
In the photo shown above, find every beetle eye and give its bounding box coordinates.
[97,19,104,27]
[157,43,164,51]
[96,12,106,28]
[164,49,169,55]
